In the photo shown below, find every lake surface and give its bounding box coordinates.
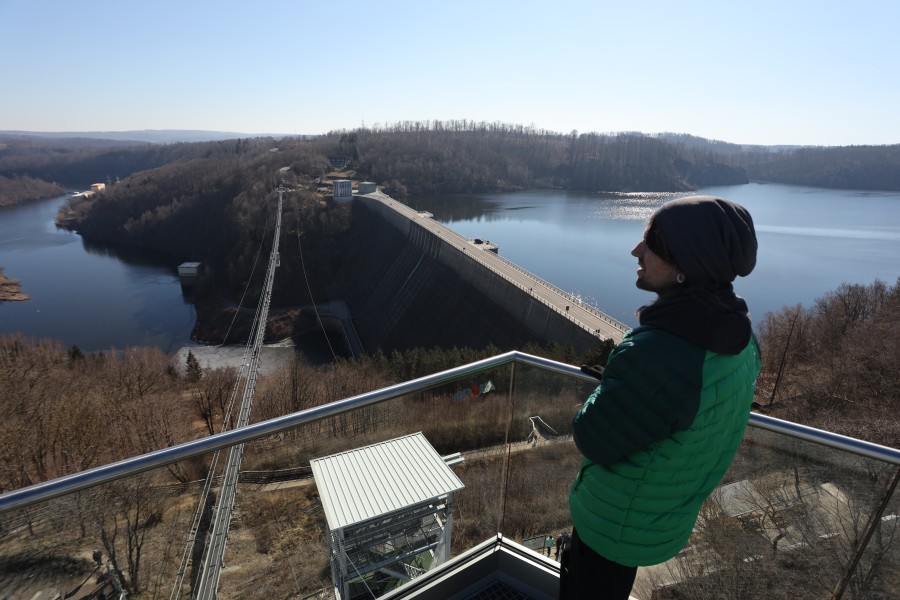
[0,194,194,352]
[411,183,900,327]
[2,184,899,352]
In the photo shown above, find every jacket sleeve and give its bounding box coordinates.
[572,328,704,465]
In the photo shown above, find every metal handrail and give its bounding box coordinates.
[1,350,898,515]
[746,412,900,464]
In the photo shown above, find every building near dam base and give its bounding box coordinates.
[177,261,202,285]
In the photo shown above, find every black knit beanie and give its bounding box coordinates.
[647,196,757,287]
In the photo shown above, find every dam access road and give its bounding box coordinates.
[361,189,629,343]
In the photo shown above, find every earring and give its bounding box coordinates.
[676,273,685,284]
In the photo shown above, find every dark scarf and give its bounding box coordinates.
[637,284,752,355]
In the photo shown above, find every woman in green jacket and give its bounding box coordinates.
[562,196,761,599]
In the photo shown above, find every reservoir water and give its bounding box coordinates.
[1,183,899,351]
[0,193,194,352]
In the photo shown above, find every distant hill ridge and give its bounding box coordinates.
[0,129,307,144]
[4,128,889,149]
[2,125,899,196]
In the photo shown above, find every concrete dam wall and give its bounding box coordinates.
[345,195,613,355]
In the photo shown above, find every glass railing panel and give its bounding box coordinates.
[633,425,900,600]
[496,362,598,556]
[211,436,331,599]
[0,461,200,599]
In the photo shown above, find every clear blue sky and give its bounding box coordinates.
[2,0,897,146]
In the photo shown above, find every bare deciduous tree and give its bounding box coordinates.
[90,475,164,595]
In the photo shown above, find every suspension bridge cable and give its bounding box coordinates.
[218,211,272,347]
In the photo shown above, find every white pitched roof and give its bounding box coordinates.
[311,432,465,530]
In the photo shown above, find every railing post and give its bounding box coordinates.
[496,361,517,535]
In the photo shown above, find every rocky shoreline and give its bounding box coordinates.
[0,268,29,301]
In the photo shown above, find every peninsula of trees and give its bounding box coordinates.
[0,268,29,301]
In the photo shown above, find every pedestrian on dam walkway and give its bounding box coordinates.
[560,196,760,599]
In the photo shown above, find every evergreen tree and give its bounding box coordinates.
[185,350,202,382]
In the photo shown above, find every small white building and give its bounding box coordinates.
[177,262,202,285]
[90,183,106,193]
[333,179,352,200]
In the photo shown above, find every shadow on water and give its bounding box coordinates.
[80,238,180,270]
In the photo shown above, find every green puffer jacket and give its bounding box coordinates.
[569,325,760,567]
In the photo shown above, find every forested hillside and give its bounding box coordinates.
[4,125,899,207]
[741,144,900,191]
[755,278,900,447]
[0,135,258,186]
[311,121,747,195]
[4,123,748,200]
[0,174,64,206]
[57,138,349,310]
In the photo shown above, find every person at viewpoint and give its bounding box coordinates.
[560,196,761,599]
